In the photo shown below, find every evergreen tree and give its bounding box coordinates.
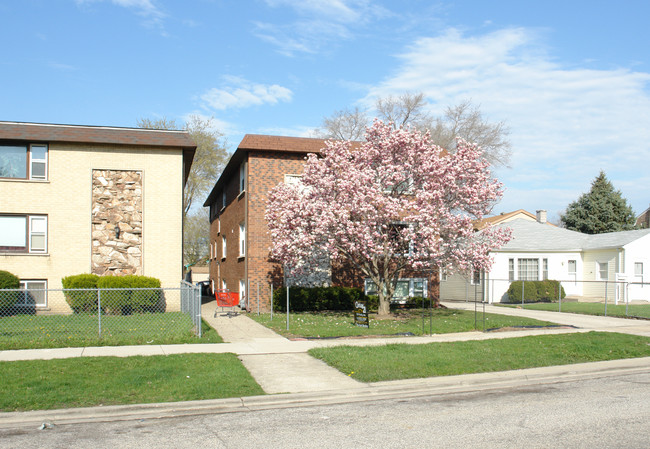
[561,171,637,234]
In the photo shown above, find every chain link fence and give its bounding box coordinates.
[0,281,202,349]
[443,277,650,319]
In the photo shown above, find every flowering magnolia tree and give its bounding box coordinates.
[266,120,510,316]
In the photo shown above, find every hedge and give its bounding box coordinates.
[97,275,162,314]
[62,274,99,313]
[507,280,566,303]
[0,270,21,311]
[272,286,366,312]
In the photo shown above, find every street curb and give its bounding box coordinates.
[2,356,649,429]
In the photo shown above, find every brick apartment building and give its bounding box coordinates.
[203,134,439,312]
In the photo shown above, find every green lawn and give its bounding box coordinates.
[309,331,650,382]
[0,353,264,411]
[248,308,556,338]
[0,313,222,350]
[497,301,650,319]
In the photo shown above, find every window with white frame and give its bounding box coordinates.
[597,262,608,281]
[568,260,577,275]
[221,235,227,259]
[239,161,246,193]
[0,215,47,253]
[18,280,47,307]
[508,258,515,281]
[634,262,643,276]
[239,222,246,257]
[518,258,539,281]
[239,279,246,301]
[221,191,226,210]
[543,258,548,280]
[364,278,427,299]
[0,143,48,180]
[284,174,302,185]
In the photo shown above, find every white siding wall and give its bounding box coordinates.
[486,251,583,303]
[582,249,618,300]
[623,234,650,301]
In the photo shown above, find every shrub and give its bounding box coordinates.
[62,274,99,313]
[272,286,366,312]
[0,270,21,311]
[97,275,162,315]
[507,280,565,303]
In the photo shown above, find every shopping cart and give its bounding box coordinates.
[214,289,239,317]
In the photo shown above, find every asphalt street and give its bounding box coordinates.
[2,370,648,448]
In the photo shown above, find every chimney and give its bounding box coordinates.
[536,210,547,224]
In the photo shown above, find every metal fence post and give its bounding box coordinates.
[286,284,290,331]
[558,281,562,312]
[604,281,608,316]
[97,288,102,338]
[270,283,274,320]
[196,283,202,338]
[257,281,260,316]
[521,280,525,307]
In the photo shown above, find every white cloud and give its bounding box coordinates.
[365,27,650,215]
[255,0,390,56]
[75,0,166,30]
[200,76,293,111]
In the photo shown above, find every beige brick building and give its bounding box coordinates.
[0,121,195,313]
[203,134,439,312]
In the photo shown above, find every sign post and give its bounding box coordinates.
[354,299,369,328]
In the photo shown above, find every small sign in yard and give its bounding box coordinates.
[354,300,369,328]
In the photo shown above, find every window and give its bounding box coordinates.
[568,260,576,275]
[508,258,515,281]
[284,174,302,185]
[518,259,539,281]
[18,280,47,308]
[239,162,246,193]
[0,215,47,253]
[364,278,427,300]
[221,191,226,210]
[440,270,448,282]
[239,223,246,257]
[598,262,608,281]
[543,258,548,280]
[222,279,227,291]
[30,144,47,179]
[0,144,48,180]
[221,235,227,259]
[634,262,643,276]
[210,202,218,221]
[239,279,246,302]
[217,218,220,234]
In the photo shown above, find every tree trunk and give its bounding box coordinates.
[377,290,391,317]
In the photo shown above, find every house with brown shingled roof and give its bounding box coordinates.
[203,134,437,312]
[0,121,196,313]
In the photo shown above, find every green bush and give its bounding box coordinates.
[0,270,21,311]
[62,274,99,313]
[507,280,565,303]
[97,275,162,315]
[273,286,366,312]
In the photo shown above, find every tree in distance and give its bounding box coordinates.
[316,93,512,168]
[561,171,637,234]
[267,120,510,316]
[137,115,228,265]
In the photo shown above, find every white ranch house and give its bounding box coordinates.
[441,211,650,304]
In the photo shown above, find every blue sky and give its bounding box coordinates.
[2,0,650,221]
